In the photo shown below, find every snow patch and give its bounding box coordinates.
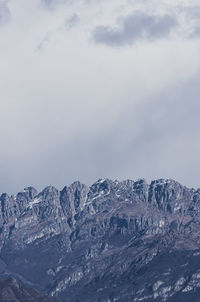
[159,220,165,227]
[29,197,42,209]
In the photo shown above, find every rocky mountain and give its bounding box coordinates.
[0,277,59,302]
[1,178,200,301]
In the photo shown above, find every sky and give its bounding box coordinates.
[0,0,200,193]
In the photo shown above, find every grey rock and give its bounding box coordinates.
[0,178,200,302]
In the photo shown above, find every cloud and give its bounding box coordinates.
[92,12,178,46]
[0,0,10,25]
[184,6,200,20]
[37,32,52,51]
[190,26,200,38]
[40,0,69,9]
[183,6,200,38]
[0,0,200,194]
[65,14,79,29]
[41,0,61,6]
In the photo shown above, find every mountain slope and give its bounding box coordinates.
[0,277,59,302]
[1,178,200,301]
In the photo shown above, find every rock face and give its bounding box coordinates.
[0,277,59,302]
[1,178,200,301]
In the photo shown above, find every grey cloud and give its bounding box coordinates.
[0,0,10,25]
[0,0,200,195]
[41,0,70,9]
[182,6,200,38]
[65,14,80,29]
[93,12,178,46]
[37,32,52,51]
[184,6,200,19]
[41,0,61,6]
[1,73,200,194]
[190,26,200,38]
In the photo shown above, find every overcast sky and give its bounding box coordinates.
[0,0,200,193]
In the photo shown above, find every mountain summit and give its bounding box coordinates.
[1,178,200,301]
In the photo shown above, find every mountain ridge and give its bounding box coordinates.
[1,177,200,301]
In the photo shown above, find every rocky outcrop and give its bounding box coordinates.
[60,182,88,228]
[0,178,200,301]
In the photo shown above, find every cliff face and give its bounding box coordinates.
[1,178,200,301]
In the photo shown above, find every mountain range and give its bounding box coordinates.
[1,178,200,301]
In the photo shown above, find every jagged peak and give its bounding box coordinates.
[0,178,197,204]
[150,178,183,187]
[95,178,108,184]
[70,180,84,186]
[90,178,116,188]
[38,185,60,202]
[88,178,112,195]
[23,187,38,199]
[0,192,10,200]
[41,185,59,194]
